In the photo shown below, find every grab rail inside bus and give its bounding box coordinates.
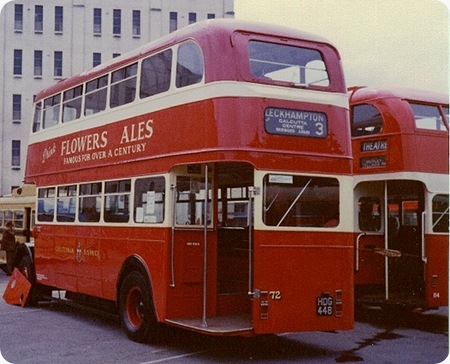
[421,212,427,263]
[355,232,383,271]
[170,184,177,288]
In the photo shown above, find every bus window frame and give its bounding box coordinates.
[409,101,449,133]
[432,193,449,233]
[262,174,340,228]
[351,103,384,137]
[233,31,337,92]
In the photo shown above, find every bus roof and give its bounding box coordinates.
[35,19,338,101]
[348,86,449,106]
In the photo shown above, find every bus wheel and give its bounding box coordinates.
[119,271,157,343]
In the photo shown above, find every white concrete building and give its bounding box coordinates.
[0,0,234,195]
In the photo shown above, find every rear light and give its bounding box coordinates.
[335,289,343,317]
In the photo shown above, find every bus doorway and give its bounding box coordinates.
[166,162,253,333]
[386,181,425,305]
[355,180,426,308]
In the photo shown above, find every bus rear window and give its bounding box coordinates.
[249,41,329,87]
[263,175,339,227]
[351,104,383,137]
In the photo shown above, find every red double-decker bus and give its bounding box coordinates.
[18,20,354,341]
[349,86,449,311]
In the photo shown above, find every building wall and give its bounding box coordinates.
[0,0,234,195]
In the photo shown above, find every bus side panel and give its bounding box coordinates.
[354,234,385,286]
[252,231,354,333]
[34,226,170,309]
[425,234,448,308]
[34,226,78,292]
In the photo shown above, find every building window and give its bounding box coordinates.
[93,8,102,35]
[13,50,22,76]
[169,12,177,33]
[12,141,21,168]
[14,4,23,31]
[189,13,196,24]
[93,53,101,67]
[113,9,121,36]
[113,53,121,58]
[34,50,43,76]
[35,5,44,33]
[207,14,215,19]
[132,10,141,36]
[55,6,63,33]
[12,95,21,121]
[54,51,63,77]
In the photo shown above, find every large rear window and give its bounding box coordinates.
[249,41,329,87]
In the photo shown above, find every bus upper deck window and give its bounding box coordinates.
[409,103,448,131]
[85,75,108,116]
[110,63,137,109]
[43,94,61,129]
[140,50,172,98]
[248,41,329,87]
[351,104,383,137]
[63,85,83,123]
[176,42,204,88]
[33,101,42,132]
[443,106,449,124]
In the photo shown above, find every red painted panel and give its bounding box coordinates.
[26,97,351,187]
[425,234,449,308]
[251,230,354,333]
[354,234,385,286]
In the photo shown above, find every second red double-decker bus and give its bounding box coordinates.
[349,86,449,311]
[18,20,354,341]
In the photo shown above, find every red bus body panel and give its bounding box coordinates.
[25,20,353,335]
[350,86,449,310]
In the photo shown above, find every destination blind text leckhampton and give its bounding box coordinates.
[264,107,327,138]
[265,108,326,123]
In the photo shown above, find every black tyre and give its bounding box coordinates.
[18,255,35,283]
[118,271,158,343]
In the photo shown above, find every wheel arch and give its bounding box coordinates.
[14,243,35,277]
[116,255,159,321]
